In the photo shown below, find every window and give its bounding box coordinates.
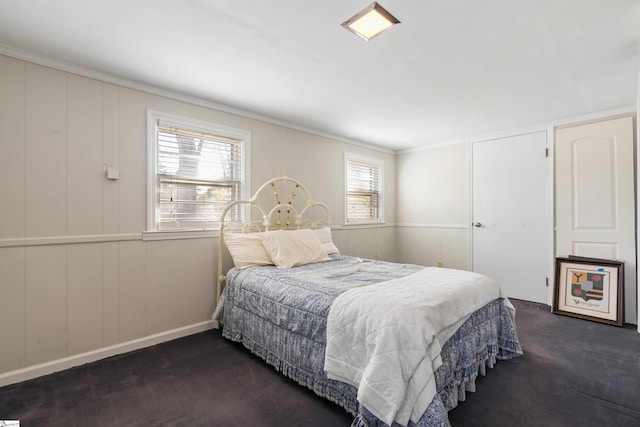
[345,153,383,224]
[147,111,249,232]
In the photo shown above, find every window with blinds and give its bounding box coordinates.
[149,112,248,231]
[345,153,383,223]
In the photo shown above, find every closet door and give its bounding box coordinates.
[472,131,549,304]
[555,116,636,324]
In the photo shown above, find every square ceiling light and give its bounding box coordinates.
[342,2,401,41]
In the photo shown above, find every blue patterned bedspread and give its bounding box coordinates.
[222,254,523,426]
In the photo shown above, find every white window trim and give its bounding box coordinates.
[344,152,384,225]
[146,110,251,236]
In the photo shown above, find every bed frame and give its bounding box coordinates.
[216,176,331,320]
[214,176,523,426]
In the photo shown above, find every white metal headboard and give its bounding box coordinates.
[216,176,331,312]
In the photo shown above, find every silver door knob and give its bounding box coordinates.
[473,222,482,227]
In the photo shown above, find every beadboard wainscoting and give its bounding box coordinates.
[395,224,469,270]
[0,235,217,387]
[0,54,397,385]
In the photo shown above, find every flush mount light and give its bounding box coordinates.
[342,2,401,41]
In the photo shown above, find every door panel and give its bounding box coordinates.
[555,116,636,324]
[472,131,549,304]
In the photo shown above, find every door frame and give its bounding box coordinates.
[637,72,639,333]
[467,126,555,305]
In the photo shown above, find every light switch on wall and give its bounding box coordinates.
[106,167,119,180]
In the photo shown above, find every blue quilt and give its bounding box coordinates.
[222,255,523,426]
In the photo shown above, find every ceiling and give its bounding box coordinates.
[0,0,638,151]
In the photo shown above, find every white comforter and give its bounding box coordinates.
[324,267,512,427]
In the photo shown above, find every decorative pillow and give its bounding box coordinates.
[313,227,340,254]
[223,232,273,269]
[260,229,330,269]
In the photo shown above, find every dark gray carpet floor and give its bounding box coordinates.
[1,299,639,427]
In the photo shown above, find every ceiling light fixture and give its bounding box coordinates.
[342,2,401,41]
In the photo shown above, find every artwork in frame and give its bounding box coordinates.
[552,256,624,327]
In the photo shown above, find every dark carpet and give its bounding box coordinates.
[1,299,639,427]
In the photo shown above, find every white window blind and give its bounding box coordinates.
[151,115,246,231]
[345,154,383,223]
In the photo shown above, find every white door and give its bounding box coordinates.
[472,131,549,303]
[555,116,636,324]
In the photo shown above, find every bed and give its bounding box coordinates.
[213,176,523,427]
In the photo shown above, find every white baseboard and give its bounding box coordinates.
[0,320,216,388]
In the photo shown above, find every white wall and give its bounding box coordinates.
[0,55,396,383]
[395,143,469,270]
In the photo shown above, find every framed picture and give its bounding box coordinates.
[552,256,624,327]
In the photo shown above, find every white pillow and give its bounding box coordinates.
[313,227,340,254]
[260,229,330,269]
[223,232,273,269]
